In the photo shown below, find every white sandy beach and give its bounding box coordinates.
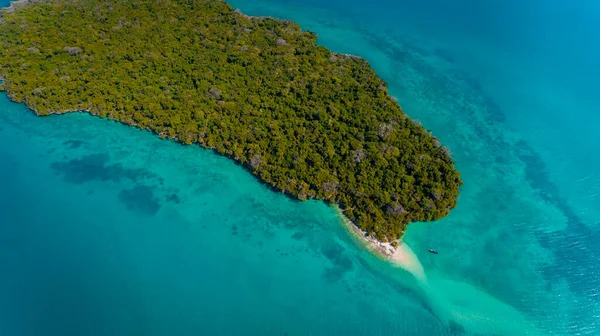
[335,207,426,282]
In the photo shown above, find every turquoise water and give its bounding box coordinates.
[1,0,599,335]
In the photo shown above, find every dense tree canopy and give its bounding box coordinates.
[0,0,461,240]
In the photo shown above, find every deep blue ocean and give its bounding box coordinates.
[1,0,599,335]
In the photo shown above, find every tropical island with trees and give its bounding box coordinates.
[0,0,462,243]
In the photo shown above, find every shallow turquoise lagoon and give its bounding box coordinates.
[1,0,599,335]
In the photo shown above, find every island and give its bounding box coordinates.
[0,0,461,245]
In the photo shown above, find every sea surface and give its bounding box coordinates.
[1,0,599,335]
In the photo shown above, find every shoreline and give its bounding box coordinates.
[28,101,421,267]
[335,206,399,259]
[0,0,459,262]
[335,207,427,283]
[1,0,31,13]
[1,1,401,262]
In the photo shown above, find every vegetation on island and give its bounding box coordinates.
[0,0,461,241]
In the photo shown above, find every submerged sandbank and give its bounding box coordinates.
[336,207,546,335]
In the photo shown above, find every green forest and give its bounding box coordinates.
[0,0,461,241]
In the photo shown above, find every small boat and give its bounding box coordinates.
[428,249,439,255]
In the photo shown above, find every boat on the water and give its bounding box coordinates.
[428,249,439,254]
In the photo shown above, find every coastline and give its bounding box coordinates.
[335,206,398,258]
[1,0,30,13]
[0,0,460,263]
[335,206,427,282]
[21,99,429,275]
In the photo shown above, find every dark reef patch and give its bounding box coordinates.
[323,266,346,283]
[63,139,84,149]
[291,231,307,241]
[447,69,483,92]
[51,153,155,185]
[118,185,161,215]
[165,193,181,204]
[364,32,506,127]
[448,320,467,335]
[481,94,505,123]
[515,139,600,299]
[515,140,560,200]
[447,69,506,123]
[320,241,354,280]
